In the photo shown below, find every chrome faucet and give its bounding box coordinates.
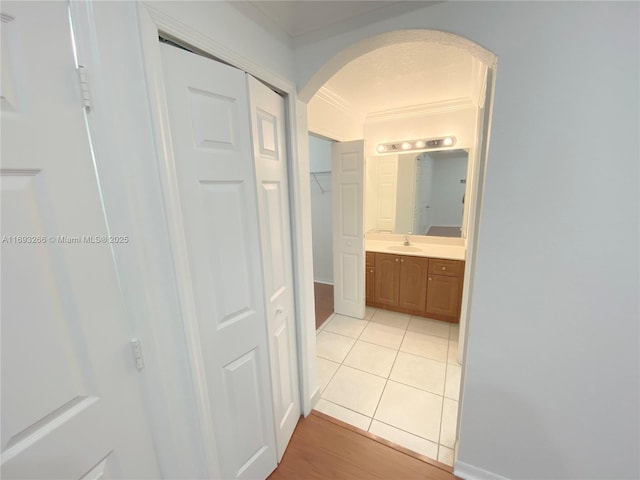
[403,232,412,246]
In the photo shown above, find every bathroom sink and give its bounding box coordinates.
[386,245,423,253]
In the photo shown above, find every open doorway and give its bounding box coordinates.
[309,134,336,329]
[305,31,496,468]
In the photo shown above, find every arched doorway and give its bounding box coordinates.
[302,29,497,468]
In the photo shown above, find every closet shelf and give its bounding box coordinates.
[310,171,331,194]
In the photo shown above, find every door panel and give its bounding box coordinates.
[1,2,160,477]
[398,256,429,312]
[426,275,462,319]
[374,253,400,306]
[332,140,365,318]
[160,44,277,479]
[376,156,398,232]
[247,76,301,461]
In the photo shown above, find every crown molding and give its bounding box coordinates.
[314,85,357,115]
[366,97,475,122]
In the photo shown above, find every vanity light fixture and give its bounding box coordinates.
[376,136,457,154]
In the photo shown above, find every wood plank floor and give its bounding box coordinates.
[268,411,457,480]
[314,282,334,329]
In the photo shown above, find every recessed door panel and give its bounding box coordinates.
[188,87,236,149]
[223,350,269,476]
[199,181,254,325]
[260,181,286,296]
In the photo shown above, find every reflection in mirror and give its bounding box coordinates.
[366,149,468,238]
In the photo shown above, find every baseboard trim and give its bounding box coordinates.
[309,386,321,411]
[455,461,511,480]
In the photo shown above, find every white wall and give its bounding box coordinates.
[309,135,333,284]
[294,2,640,479]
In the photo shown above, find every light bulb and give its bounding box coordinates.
[415,140,425,148]
[443,137,454,146]
[377,144,386,153]
[401,142,411,150]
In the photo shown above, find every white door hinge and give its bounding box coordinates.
[76,65,92,111]
[131,338,145,371]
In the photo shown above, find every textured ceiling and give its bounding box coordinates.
[249,1,408,37]
[322,42,474,115]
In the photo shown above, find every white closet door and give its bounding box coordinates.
[1,2,161,478]
[159,43,277,479]
[332,140,365,319]
[247,75,301,461]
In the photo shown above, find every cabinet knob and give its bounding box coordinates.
[441,266,446,270]
[395,258,399,262]
[400,259,404,262]
[428,277,432,281]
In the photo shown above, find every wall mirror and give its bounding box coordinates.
[365,148,469,238]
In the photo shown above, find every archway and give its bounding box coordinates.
[302,28,497,468]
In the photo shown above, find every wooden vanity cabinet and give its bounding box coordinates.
[372,253,428,315]
[426,258,464,320]
[367,252,464,322]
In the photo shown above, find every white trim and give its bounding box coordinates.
[141,3,293,94]
[289,99,318,416]
[454,461,511,480]
[316,86,358,116]
[366,97,475,121]
[310,386,321,410]
[136,5,222,477]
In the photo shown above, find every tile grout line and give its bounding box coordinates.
[319,310,457,466]
[436,332,452,461]
[368,313,412,432]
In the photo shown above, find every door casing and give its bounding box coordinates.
[134,4,317,477]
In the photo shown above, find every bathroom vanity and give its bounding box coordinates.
[365,236,465,323]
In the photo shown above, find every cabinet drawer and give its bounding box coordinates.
[428,258,464,277]
[366,251,375,267]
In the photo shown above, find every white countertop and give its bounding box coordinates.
[365,234,466,261]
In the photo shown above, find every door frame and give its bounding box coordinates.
[135,3,317,476]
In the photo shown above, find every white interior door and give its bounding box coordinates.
[332,140,365,319]
[159,43,277,479]
[376,155,398,232]
[247,75,301,461]
[1,2,161,477]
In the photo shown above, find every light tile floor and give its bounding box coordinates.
[316,307,460,466]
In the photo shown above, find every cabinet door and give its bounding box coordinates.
[398,256,429,312]
[366,266,375,304]
[426,274,462,320]
[374,253,400,307]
